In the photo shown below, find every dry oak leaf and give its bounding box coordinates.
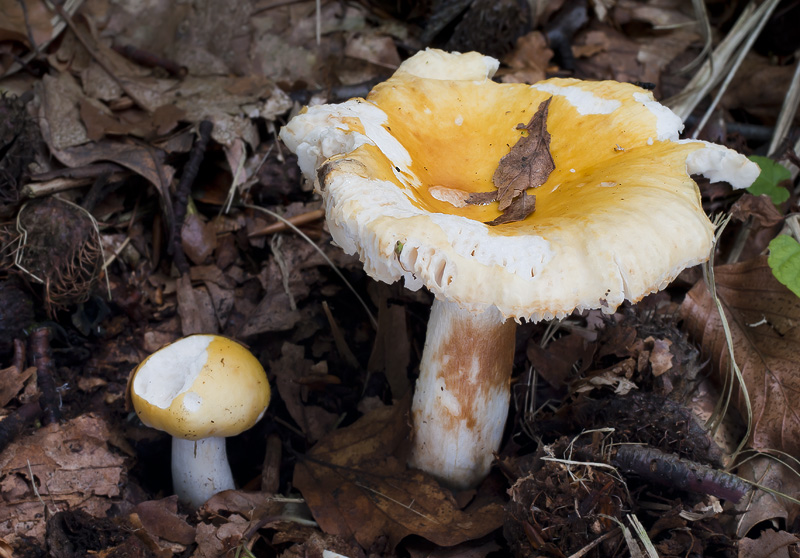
[680,256,800,455]
[0,414,126,546]
[293,397,504,550]
[738,528,800,558]
[499,31,554,85]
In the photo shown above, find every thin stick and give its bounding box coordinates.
[354,481,440,524]
[30,327,60,425]
[249,208,325,238]
[172,120,213,275]
[567,528,621,558]
[322,300,360,368]
[768,58,800,156]
[691,0,781,137]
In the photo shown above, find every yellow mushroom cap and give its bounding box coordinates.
[281,49,760,322]
[130,335,270,440]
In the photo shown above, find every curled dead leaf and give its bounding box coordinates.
[680,256,800,456]
[293,397,504,550]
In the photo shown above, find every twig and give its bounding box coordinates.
[611,444,748,503]
[30,162,126,182]
[768,57,800,156]
[172,120,213,275]
[691,0,782,137]
[30,326,61,425]
[12,338,26,371]
[16,0,40,58]
[112,44,187,77]
[321,300,360,369]
[567,528,621,558]
[22,177,96,198]
[261,434,282,493]
[248,208,325,238]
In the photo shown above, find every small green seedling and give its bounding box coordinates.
[747,155,790,205]
[768,234,800,298]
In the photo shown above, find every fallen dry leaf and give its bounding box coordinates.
[193,519,252,558]
[526,332,593,389]
[181,213,218,265]
[176,274,218,335]
[485,191,536,226]
[294,397,504,551]
[723,54,798,126]
[680,257,800,456]
[133,496,196,545]
[270,342,339,443]
[466,97,554,226]
[738,528,800,558]
[730,194,785,228]
[499,31,554,84]
[0,0,56,46]
[0,365,35,407]
[0,414,126,546]
[733,456,800,539]
[344,32,401,69]
[367,282,411,398]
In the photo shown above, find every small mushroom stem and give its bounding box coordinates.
[409,298,516,489]
[171,436,235,508]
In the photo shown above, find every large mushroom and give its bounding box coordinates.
[280,49,759,489]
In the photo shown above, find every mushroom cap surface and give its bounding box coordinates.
[130,335,270,440]
[281,49,760,322]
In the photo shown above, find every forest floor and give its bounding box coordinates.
[1,0,800,556]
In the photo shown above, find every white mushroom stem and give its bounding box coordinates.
[171,436,235,508]
[409,298,516,489]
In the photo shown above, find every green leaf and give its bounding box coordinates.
[747,155,791,205]
[768,235,800,298]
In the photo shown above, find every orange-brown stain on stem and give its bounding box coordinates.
[429,318,516,432]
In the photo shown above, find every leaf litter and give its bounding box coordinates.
[1,0,800,556]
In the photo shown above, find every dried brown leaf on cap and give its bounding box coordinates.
[466,97,555,225]
[493,97,554,211]
[485,191,536,226]
[294,396,504,551]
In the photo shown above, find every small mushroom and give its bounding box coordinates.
[280,49,759,489]
[130,334,270,507]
